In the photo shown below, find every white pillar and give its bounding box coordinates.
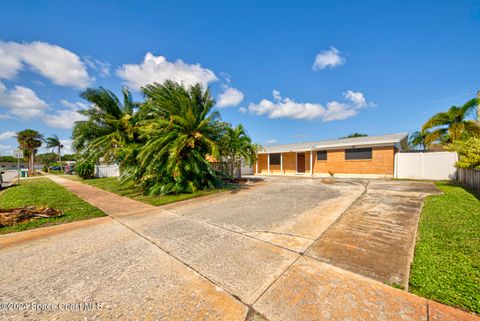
[280,153,283,174]
[310,150,313,176]
[267,153,270,174]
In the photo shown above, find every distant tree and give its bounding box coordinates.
[0,156,17,162]
[341,133,368,138]
[17,129,43,176]
[408,130,429,150]
[62,154,78,161]
[37,153,57,172]
[221,124,258,179]
[45,134,64,170]
[422,98,480,147]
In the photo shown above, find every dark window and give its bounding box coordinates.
[316,150,327,161]
[345,148,372,160]
[269,153,281,165]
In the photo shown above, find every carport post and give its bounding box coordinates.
[267,153,270,174]
[255,152,258,174]
[280,153,283,174]
[310,149,313,176]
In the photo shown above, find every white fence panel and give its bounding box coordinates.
[241,165,254,175]
[395,152,458,180]
[95,165,120,178]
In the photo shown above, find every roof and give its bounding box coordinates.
[259,133,408,154]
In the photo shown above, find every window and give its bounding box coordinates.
[269,153,281,165]
[345,148,372,160]
[316,150,327,161]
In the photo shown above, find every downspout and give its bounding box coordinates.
[267,153,270,175]
[310,149,313,176]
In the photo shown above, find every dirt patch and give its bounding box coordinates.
[0,206,63,227]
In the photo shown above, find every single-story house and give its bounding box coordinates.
[255,133,408,178]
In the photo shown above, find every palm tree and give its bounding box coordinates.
[45,134,63,170]
[408,130,428,150]
[222,124,258,179]
[73,87,138,164]
[422,98,480,146]
[17,129,43,176]
[131,81,224,195]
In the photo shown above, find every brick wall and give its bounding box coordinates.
[313,146,395,175]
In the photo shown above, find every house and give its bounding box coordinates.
[255,133,408,178]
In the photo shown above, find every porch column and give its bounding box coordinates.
[280,153,283,174]
[310,150,313,176]
[267,153,270,174]
[295,152,298,174]
[255,152,258,174]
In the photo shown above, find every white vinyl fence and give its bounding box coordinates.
[95,164,120,178]
[394,152,458,180]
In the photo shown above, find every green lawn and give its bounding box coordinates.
[409,182,480,314]
[0,178,105,234]
[68,176,238,206]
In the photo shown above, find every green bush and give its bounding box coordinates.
[76,160,95,179]
[447,137,480,169]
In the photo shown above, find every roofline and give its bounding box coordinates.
[257,133,408,154]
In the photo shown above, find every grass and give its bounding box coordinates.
[409,182,480,314]
[67,176,238,206]
[0,178,105,234]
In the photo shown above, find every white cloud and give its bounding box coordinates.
[0,82,48,118]
[84,57,110,77]
[0,144,13,155]
[247,90,372,122]
[217,87,244,107]
[0,40,92,88]
[312,47,345,70]
[116,52,218,90]
[60,139,74,154]
[238,107,247,114]
[42,100,88,129]
[266,139,277,145]
[0,131,16,141]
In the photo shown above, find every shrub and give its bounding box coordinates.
[76,160,95,179]
[447,137,480,169]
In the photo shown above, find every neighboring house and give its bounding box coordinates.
[255,133,408,178]
[0,162,43,170]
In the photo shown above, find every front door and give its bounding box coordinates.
[297,153,305,173]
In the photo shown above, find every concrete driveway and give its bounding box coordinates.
[1,176,474,321]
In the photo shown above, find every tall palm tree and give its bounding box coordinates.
[222,124,258,179]
[408,130,428,150]
[45,134,64,170]
[131,81,224,195]
[422,98,480,146]
[73,87,138,164]
[17,129,43,176]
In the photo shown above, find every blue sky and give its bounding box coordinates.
[0,0,479,155]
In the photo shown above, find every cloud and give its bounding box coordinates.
[247,90,372,122]
[84,57,110,77]
[0,40,92,88]
[266,139,277,145]
[312,47,345,70]
[0,131,16,141]
[60,139,75,154]
[0,82,48,118]
[0,144,13,155]
[42,100,88,129]
[116,52,218,90]
[217,87,244,107]
[238,107,247,114]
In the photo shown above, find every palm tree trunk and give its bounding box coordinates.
[28,150,34,176]
[58,146,62,171]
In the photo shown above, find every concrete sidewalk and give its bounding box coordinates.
[0,176,477,321]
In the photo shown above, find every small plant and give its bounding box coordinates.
[76,160,95,179]
[328,171,335,177]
